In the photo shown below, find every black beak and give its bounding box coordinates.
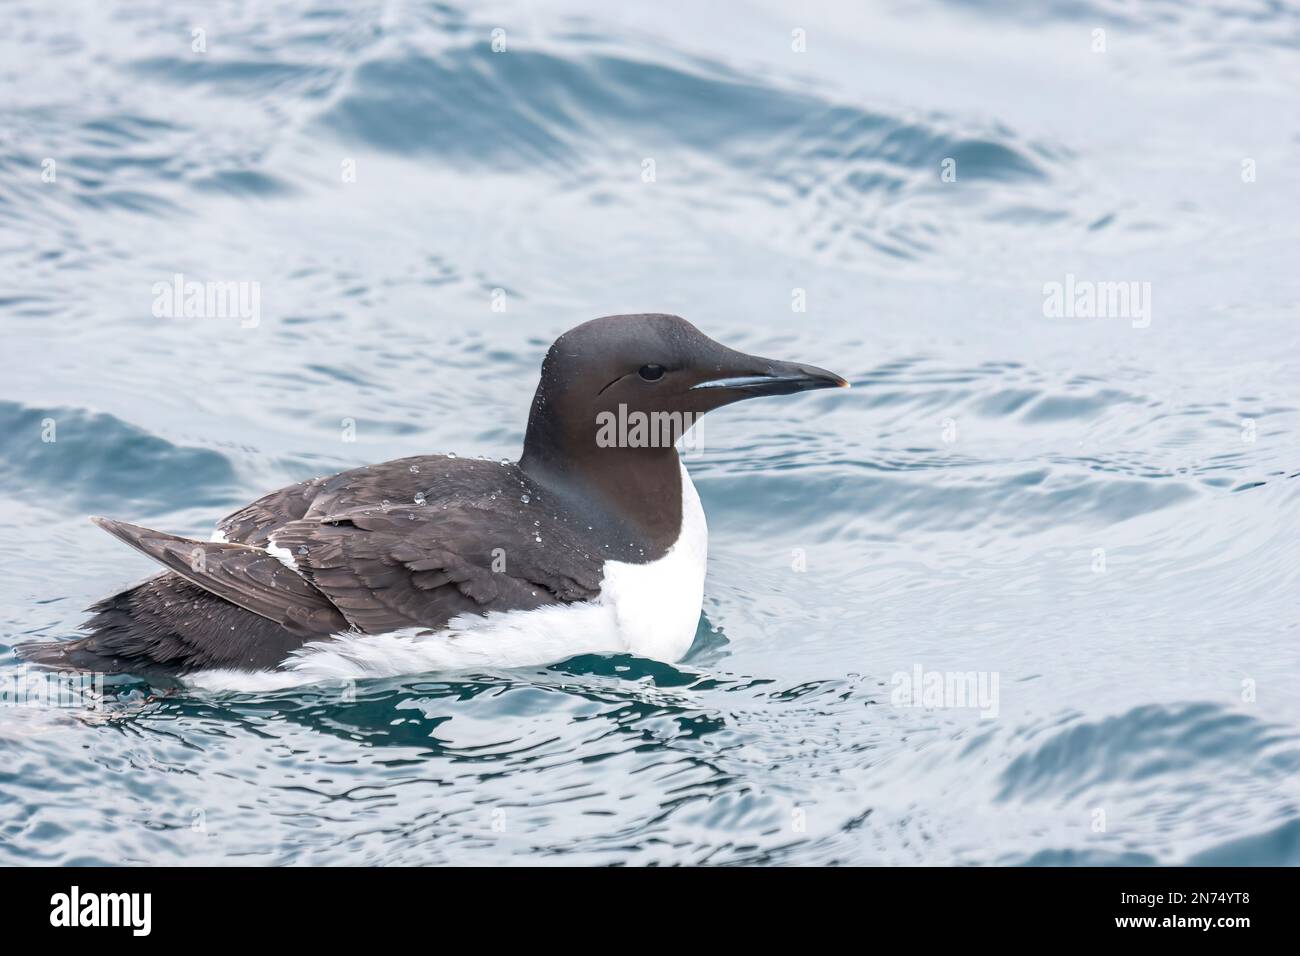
[690,358,850,399]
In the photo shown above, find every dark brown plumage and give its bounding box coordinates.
[22,457,604,674]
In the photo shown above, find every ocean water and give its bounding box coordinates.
[2,0,1299,866]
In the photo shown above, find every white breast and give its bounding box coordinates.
[598,463,708,662]
[184,463,710,691]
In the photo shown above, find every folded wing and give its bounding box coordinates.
[91,516,349,635]
[269,503,605,634]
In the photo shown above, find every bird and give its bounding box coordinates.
[20,314,847,685]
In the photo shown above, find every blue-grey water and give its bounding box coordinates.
[2,0,1299,865]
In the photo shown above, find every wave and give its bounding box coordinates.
[996,702,1300,803]
[0,402,238,516]
[316,40,1067,265]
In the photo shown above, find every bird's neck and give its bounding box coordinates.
[520,414,684,560]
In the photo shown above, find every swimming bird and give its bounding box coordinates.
[21,314,846,683]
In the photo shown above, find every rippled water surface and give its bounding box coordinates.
[2,0,1300,865]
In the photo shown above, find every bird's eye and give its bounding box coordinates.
[638,364,665,381]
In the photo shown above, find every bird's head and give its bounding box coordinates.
[522,313,847,466]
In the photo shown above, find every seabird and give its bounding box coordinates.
[21,314,847,683]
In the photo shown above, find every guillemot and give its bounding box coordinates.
[21,314,846,684]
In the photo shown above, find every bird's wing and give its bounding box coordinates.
[216,477,330,547]
[214,456,459,546]
[90,517,349,635]
[268,502,605,634]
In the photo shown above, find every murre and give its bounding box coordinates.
[21,314,847,686]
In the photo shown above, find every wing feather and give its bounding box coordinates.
[269,503,604,634]
[90,517,348,634]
